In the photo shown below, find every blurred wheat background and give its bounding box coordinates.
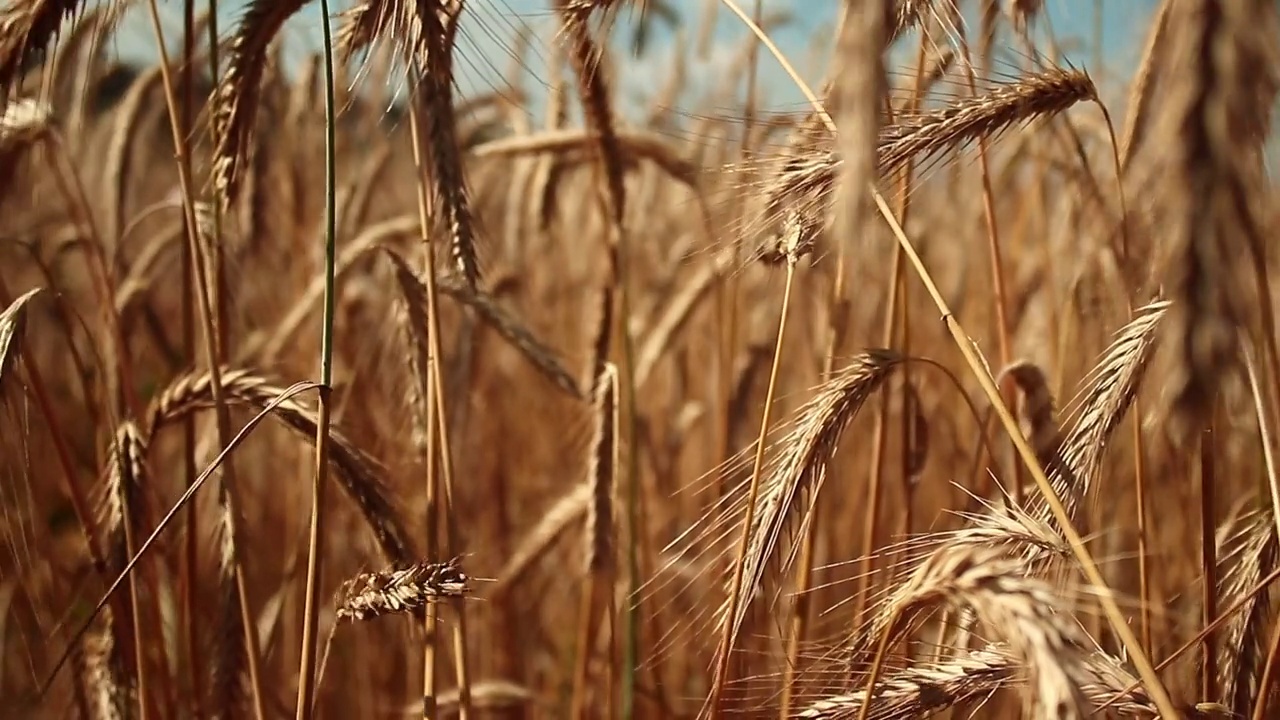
[1,0,1278,718]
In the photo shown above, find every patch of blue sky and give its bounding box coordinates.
[103,0,1159,119]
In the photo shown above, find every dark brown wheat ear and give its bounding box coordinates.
[346,0,481,287]
[213,0,309,206]
[145,368,414,565]
[557,0,627,229]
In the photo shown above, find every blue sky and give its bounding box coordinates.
[106,0,1161,117]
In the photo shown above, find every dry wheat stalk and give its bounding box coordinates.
[336,558,470,621]
[145,367,414,564]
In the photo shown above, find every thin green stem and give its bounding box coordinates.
[295,0,338,716]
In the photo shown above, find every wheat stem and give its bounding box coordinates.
[142,0,266,717]
[294,0,338,715]
[707,258,797,715]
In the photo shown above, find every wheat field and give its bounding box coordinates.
[1,0,1277,718]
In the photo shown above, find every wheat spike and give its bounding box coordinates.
[336,558,471,621]
[0,287,39,393]
[213,0,308,205]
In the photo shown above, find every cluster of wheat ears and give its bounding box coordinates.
[0,0,1278,717]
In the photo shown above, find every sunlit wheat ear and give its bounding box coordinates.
[0,0,85,98]
[146,368,414,564]
[801,643,1219,720]
[888,0,947,45]
[1215,509,1277,714]
[718,350,900,652]
[0,287,39,391]
[213,0,309,206]
[0,96,49,146]
[336,558,471,622]
[891,492,1069,570]
[997,360,1062,484]
[799,646,1016,719]
[1048,300,1167,524]
[340,2,479,280]
[759,66,1097,242]
[0,96,50,194]
[1155,0,1272,438]
[97,421,145,572]
[865,545,1090,720]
